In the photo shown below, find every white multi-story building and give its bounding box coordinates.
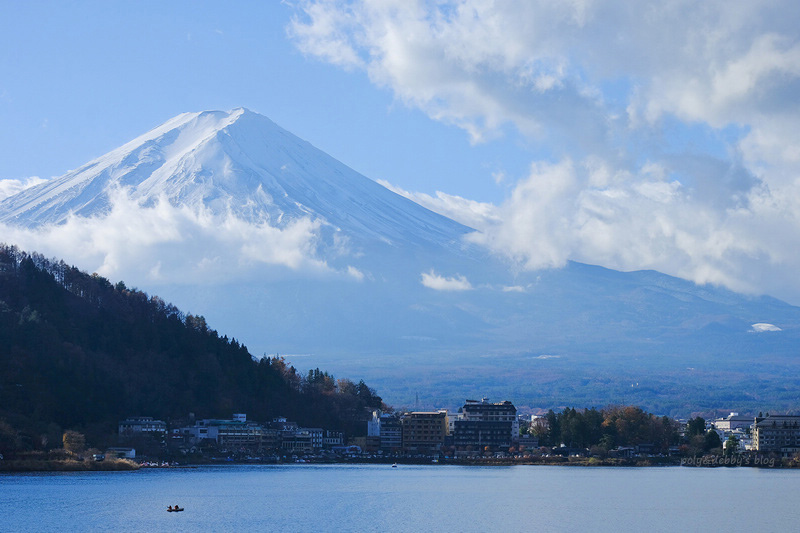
[119,416,167,436]
[367,410,403,452]
[459,399,519,442]
[713,412,753,432]
[368,411,381,438]
[453,399,519,456]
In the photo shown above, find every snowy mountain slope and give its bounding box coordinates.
[2,108,800,413]
[0,109,472,253]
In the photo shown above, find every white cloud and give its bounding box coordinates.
[421,270,472,291]
[347,265,365,280]
[289,0,365,70]
[466,159,579,270]
[291,0,619,145]
[290,1,800,158]
[0,189,331,286]
[465,157,795,296]
[501,285,527,293]
[377,179,498,230]
[290,1,800,303]
[0,176,48,201]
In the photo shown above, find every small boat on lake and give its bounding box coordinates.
[167,506,184,512]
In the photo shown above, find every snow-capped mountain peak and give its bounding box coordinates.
[0,108,471,251]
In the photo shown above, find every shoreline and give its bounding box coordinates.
[327,455,788,468]
[0,458,139,473]
[2,454,793,472]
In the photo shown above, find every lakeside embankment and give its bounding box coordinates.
[3,453,795,471]
[177,454,792,468]
[0,456,139,472]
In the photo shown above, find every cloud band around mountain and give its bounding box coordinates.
[0,188,333,286]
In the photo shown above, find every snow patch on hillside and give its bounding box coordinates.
[750,323,782,332]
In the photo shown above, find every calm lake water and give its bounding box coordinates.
[1,464,798,532]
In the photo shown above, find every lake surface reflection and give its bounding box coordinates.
[2,464,798,532]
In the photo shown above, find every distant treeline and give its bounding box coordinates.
[0,244,383,455]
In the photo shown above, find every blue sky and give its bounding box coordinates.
[2,1,800,303]
[0,1,519,204]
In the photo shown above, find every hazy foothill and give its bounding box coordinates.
[1,109,800,418]
[5,243,790,470]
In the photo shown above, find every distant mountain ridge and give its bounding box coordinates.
[2,108,799,415]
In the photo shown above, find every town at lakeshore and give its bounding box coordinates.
[4,399,800,471]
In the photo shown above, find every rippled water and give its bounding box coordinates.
[2,464,798,532]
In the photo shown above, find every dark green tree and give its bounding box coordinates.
[704,430,722,452]
[724,435,739,455]
[686,417,706,438]
[0,420,20,457]
[545,410,560,447]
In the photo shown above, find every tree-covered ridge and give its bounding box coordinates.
[532,406,680,453]
[0,244,382,452]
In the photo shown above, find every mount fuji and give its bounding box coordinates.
[0,109,471,250]
[3,108,800,414]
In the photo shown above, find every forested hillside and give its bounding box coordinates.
[0,245,383,452]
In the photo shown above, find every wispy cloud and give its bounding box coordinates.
[377,179,498,230]
[501,285,527,293]
[347,265,365,280]
[421,270,472,291]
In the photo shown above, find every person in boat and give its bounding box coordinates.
[167,506,173,511]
